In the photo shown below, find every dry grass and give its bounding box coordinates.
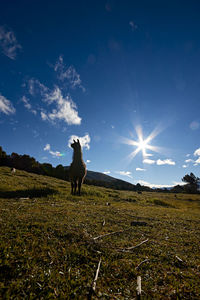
[0,166,200,299]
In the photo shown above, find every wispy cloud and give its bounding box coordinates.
[129,21,138,31]
[21,96,37,115]
[27,78,48,96]
[25,78,82,125]
[156,159,175,166]
[86,159,91,164]
[0,26,21,59]
[68,134,91,150]
[54,55,85,91]
[103,171,111,175]
[115,171,132,178]
[44,87,81,125]
[44,143,63,157]
[143,158,155,165]
[0,94,15,115]
[136,168,146,171]
[182,165,188,168]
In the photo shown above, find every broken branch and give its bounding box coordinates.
[118,239,149,252]
[93,230,125,240]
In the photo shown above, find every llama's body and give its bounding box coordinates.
[69,139,86,195]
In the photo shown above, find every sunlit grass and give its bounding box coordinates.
[0,167,200,299]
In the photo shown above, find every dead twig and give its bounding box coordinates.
[118,239,149,252]
[135,258,149,270]
[175,255,183,263]
[93,230,125,240]
[136,276,142,298]
[92,258,102,291]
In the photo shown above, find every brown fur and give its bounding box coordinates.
[69,139,87,195]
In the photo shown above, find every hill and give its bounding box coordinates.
[65,166,146,191]
[0,166,200,299]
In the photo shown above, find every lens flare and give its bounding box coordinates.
[120,125,164,163]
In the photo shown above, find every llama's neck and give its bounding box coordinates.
[72,149,83,162]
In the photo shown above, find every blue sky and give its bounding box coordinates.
[1,0,200,188]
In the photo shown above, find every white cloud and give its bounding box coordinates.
[195,157,200,164]
[0,94,15,115]
[21,96,37,115]
[194,148,200,156]
[138,180,174,189]
[115,171,132,178]
[86,159,91,164]
[25,79,82,125]
[44,143,62,157]
[136,168,146,171]
[54,55,85,91]
[190,121,199,130]
[43,87,81,125]
[156,159,175,166]
[185,159,193,163]
[41,111,48,121]
[173,181,185,186]
[143,158,155,164]
[103,171,110,175]
[186,153,190,157]
[0,26,21,59]
[68,134,91,150]
[44,144,50,151]
[182,165,188,168]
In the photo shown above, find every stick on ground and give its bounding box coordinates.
[119,239,149,252]
[135,258,149,270]
[92,258,102,291]
[93,230,125,240]
[136,276,142,298]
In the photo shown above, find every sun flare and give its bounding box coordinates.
[121,125,163,162]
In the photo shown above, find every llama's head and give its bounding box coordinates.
[71,139,81,151]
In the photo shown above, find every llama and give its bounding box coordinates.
[69,139,87,195]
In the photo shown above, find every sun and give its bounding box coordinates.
[121,125,162,161]
[136,138,149,154]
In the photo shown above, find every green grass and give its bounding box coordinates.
[0,166,200,299]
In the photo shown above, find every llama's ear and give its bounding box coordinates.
[77,139,80,144]
[73,139,76,143]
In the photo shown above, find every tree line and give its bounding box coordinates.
[0,146,68,181]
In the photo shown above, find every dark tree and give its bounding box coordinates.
[182,173,199,194]
[0,146,7,166]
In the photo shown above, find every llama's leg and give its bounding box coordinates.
[78,178,82,195]
[71,182,74,195]
[74,180,77,195]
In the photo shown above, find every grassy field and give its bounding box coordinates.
[0,166,200,299]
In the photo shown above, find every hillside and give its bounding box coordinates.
[65,166,143,191]
[0,166,200,299]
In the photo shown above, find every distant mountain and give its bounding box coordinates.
[64,167,152,191]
